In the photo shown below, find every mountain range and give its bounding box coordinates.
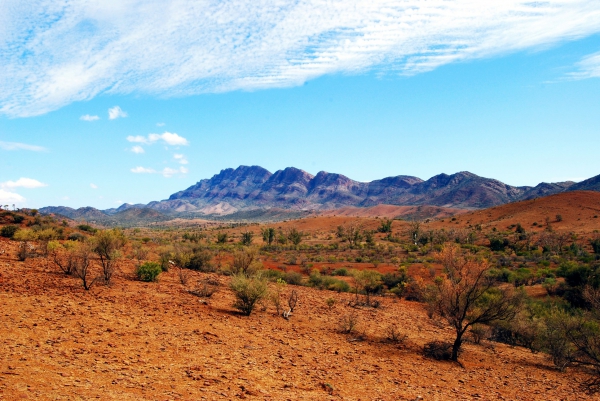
[40,165,600,223]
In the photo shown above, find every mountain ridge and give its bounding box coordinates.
[40,165,599,222]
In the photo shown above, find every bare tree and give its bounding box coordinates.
[428,244,524,361]
[73,244,98,290]
[407,221,421,246]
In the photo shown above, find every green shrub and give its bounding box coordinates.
[67,232,85,241]
[77,224,96,233]
[1,225,18,238]
[332,268,348,276]
[229,273,268,316]
[283,271,303,285]
[136,262,162,282]
[12,215,24,224]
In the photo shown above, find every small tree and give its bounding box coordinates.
[230,247,261,275]
[229,273,268,316]
[377,218,393,233]
[73,243,98,290]
[428,244,524,361]
[287,228,303,247]
[91,229,126,284]
[240,230,254,246]
[261,227,275,246]
[216,232,228,244]
[48,240,78,275]
[350,269,382,307]
[407,221,421,246]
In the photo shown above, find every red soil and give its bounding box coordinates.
[0,238,596,400]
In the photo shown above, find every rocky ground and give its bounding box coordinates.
[0,238,597,400]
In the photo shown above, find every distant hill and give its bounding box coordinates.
[40,206,170,227]
[427,191,600,234]
[41,165,599,224]
[567,173,600,192]
[149,165,581,213]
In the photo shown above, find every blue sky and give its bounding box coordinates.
[1,1,600,209]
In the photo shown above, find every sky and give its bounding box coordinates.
[1,0,600,209]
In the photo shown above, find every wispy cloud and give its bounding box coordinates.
[127,132,189,146]
[131,166,156,174]
[130,165,187,177]
[174,153,188,164]
[2,1,600,117]
[108,106,127,120]
[162,166,188,178]
[0,178,48,189]
[131,145,145,154]
[80,114,100,121]
[90,183,98,189]
[569,51,600,79]
[0,141,46,152]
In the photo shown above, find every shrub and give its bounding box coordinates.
[326,297,336,310]
[229,273,269,316]
[0,225,18,238]
[385,324,407,344]
[136,262,162,282]
[230,248,261,275]
[332,268,348,276]
[470,324,489,345]
[189,279,219,298]
[77,224,96,233]
[68,232,85,241]
[423,341,454,360]
[188,249,214,272]
[282,271,303,286]
[338,312,359,334]
[12,215,24,224]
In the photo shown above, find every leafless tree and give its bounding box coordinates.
[428,244,524,361]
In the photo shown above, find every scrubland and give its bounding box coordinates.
[1,191,600,400]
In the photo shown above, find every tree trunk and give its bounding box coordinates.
[452,330,464,361]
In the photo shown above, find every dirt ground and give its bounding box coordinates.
[0,238,596,401]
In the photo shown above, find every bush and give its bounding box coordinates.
[67,232,85,241]
[77,224,96,233]
[338,312,359,334]
[283,271,303,286]
[229,273,269,316]
[12,215,24,224]
[188,249,214,272]
[1,225,18,238]
[332,268,348,276]
[423,341,454,360]
[136,262,162,282]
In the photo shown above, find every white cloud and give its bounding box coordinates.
[108,106,127,120]
[1,177,48,189]
[162,166,189,177]
[174,153,188,164]
[569,51,600,79]
[90,183,98,189]
[0,141,46,152]
[149,132,189,146]
[2,1,600,117]
[131,166,156,174]
[131,145,145,154]
[156,122,165,127]
[0,189,25,204]
[127,132,189,146]
[80,114,99,121]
